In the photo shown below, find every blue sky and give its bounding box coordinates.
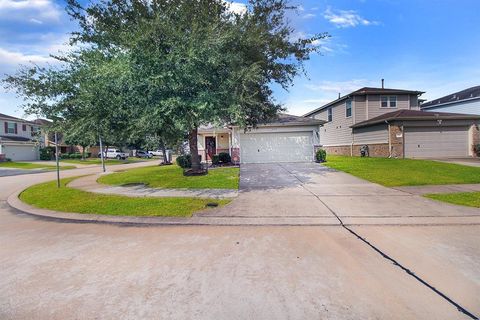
[1,0,479,118]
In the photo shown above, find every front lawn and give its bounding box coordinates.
[61,158,152,165]
[0,161,75,170]
[323,155,480,187]
[425,192,480,208]
[98,165,239,189]
[20,177,229,217]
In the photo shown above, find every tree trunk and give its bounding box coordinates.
[160,141,168,164]
[81,145,86,160]
[188,127,201,170]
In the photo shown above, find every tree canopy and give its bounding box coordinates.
[4,0,328,170]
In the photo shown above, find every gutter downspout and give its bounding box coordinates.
[386,120,392,158]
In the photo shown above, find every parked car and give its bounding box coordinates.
[148,150,163,157]
[136,150,153,159]
[98,148,129,160]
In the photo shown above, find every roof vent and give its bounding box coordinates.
[338,93,341,99]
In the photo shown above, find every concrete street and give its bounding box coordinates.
[0,162,479,319]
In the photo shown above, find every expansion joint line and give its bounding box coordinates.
[277,163,479,320]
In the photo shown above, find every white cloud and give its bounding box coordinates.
[0,47,53,65]
[224,1,247,15]
[324,7,378,28]
[0,0,62,23]
[302,13,316,19]
[29,18,43,24]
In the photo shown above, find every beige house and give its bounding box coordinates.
[304,86,480,158]
[0,113,42,161]
[197,114,325,164]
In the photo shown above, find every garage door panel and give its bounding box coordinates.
[3,145,39,161]
[240,132,313,163]
[405,126,468,158]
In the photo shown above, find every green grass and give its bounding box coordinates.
[20,177,230,217]
[61,158,150,165]
[323,155,480,187]
[425,192,480,208]
[0,161,75,170]
[98,165,239,189]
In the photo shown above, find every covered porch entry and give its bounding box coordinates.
[197,126,232,162]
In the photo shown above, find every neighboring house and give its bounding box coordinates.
[0,113,42,161]
[197,114,325,164]
[304,86,480,158]
[421,85,480,115]
[33,119,80,154]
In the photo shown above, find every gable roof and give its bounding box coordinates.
[0,113,40,125]
[351,109,480,128]
[421,85,480,109]
[265,113,325,126]
[303,87,425,117]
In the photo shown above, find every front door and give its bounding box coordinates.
[205,136,216,160]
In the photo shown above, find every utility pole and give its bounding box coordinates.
[54,132,60,188]
[99,134,106,173]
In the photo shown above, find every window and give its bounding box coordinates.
[327,108,333,122]
[346,100,352,117]
[381,96,397,108]
[389,96,397,108]
[22,124,27,131]
[6,122,15,134]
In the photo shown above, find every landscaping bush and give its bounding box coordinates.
[474,144,480,157]
[39,147,55,160]
[218,152,231,164]
[176,154,192,168]
[315,149,327,162]
[212,154,220,165]
[71,153,83,159]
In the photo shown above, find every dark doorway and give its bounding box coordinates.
[205,136,216,160]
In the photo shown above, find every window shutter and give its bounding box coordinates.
[4,122,7,134]
[14,123,18,134]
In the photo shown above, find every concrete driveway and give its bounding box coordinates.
[0,162,479,319]
[199,163,480,222]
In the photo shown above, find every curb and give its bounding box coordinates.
[6,189,341,226]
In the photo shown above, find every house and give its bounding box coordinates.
[197,114,325,164]
[0,113,42,161]
[33,119,80,154]
[421,85,480,115]
[304,86,480,158]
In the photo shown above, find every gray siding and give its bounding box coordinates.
[367,94,411,119]
[354,96,367,122]
[353,124,388,144]
[315,100,353,146]
[423,99,480,115]
[410,95,420,110]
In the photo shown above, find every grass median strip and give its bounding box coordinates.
[0,161,75,170]
[425,192,480,208]
[20,177,230,217]
[98,165,239,189]
[323,155,480,187]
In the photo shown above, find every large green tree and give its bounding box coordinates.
[65,0,327,170]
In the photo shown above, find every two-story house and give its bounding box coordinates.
[0,113,42,161]
[304,86,480,158]
[421,85,480,115]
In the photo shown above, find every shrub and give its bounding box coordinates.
[71,153,83,159]
[218,152,231,163]
[176,154,192,168]
[315,149,327,162]
[39,147,55,160]
[475,144,480,157]
[5,158,12,162]
[212,154,220,165]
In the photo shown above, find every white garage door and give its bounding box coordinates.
[240,131,313,163]
[404,126,469,158]
[3,145,39,161]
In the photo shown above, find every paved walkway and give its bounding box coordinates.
[68,174,239,199]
